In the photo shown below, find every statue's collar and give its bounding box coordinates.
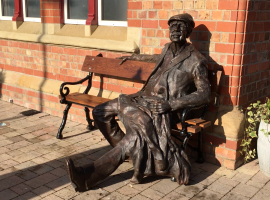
[168,42,194,54]
[166,43,194,66]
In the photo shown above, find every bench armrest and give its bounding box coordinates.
[60,73,93,104]
[179,104,209,135]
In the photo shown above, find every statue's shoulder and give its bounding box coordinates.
[159,42,172,55]
[187,43,207,63]
[163,42,171,50]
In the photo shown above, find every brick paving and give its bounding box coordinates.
[0,100,270,200]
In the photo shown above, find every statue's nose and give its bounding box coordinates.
[172,26,178,32]
[175,25,181,32]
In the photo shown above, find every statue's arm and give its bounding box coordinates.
[169,61,211,111]
[119,54,160,63]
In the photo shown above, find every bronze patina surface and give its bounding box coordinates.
[66,13,211,192]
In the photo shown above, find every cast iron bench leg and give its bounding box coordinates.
[57,103,72,139]
[196,131,205,163]
[182,132,192,151]
[84,107,95,130]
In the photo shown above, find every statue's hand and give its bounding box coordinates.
[117,56,133,65]
[149,101,171,114]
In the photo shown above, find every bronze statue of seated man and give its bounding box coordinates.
[66,13,211,192]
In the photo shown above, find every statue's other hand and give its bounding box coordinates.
[149,101,171,114]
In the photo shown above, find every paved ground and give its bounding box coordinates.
[0,100,270,200]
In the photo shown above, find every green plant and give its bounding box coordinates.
[240,98,270,163]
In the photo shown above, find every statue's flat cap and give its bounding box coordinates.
[168,13,195,29]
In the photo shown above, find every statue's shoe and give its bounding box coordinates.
[154,159,167,172]
[130,172,144,184]
[171,156,190,185]
[66,158,87,192]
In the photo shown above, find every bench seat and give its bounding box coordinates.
[59,93,110,107]
[60,92,211,135]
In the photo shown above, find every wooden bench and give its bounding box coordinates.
[57,54,222,163]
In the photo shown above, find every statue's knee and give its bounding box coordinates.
[92,105,102,119]
[137,115,151,126]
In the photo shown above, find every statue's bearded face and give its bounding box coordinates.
[169,21,187,43]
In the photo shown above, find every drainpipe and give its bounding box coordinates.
[230,0,249,106]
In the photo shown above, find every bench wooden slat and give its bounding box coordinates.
[60,93,110,107]
[185,118,206,125]
[176,123,201,133]
[81,56,156,82]
[185,118,211,128]
[198,121,211,128]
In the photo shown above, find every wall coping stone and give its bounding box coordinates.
[0,21,141,53]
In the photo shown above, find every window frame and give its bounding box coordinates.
[64,0,87,25]
[22,0,41,22]
[0,0,14,20]
[98,0,127,27]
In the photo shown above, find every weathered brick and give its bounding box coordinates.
[147,29,155,37]
[173,1,183,9]
[128,2,142,10]
[199,10,211,20]
[142,20,158,28]
[142,1,152,9]
[184,0,194,9]
[195,0,206,9]
[153,1,162,9]
[128,19,141,27]
[158,10,168,19]
[148,11,157,18]
[163,1,173,9]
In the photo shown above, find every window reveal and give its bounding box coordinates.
[98,0,127,27]
[67,0,88,20]
[25,0,40,18]
[101,0,127,22]
[1,0,15,16]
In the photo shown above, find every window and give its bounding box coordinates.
[64,0,88,24]
[98,0,127,27]
[0,0,15,20]
[22,0,41,22]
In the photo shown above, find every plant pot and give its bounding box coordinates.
[257,120,270,177]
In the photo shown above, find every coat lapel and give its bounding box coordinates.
[141,43,170,90]
[164,44,194,73]
[151,43,170,74]
[141,43,194,91]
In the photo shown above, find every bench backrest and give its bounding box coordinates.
[82,56,155,82]
[82,55,222,94]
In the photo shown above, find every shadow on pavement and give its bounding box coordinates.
[0,101,220,199]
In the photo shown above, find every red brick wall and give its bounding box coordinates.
[0,40,141,94]
[40,0,63,24]
[127,0,270,108]
[239,0,270,107]
[0,40,141,121]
